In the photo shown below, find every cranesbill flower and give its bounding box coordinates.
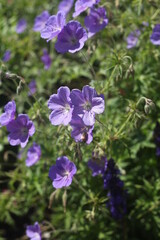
[48,86,73,126]
[41,49,52,70]
[16,18,27,34]
[70,115,94,144]
[73,0,100,18]
[41,12,66,42]
[26,222,41,240]
[0,101,16,127]
[33,11,50,32]
[85,7,108,38]
[71,85,105,126]
[126,30,141,49]
[55,21,88,53]
[28,80,37,96]
[49,156,77,188]
[58,0,74,15]
[88,156,107,176]
[26,143,41,167]
[7,114,35,148]
[150,24,160,45]
[2,50,11,62]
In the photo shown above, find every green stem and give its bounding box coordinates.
[115,113,133,138]
[96,116,108,130]
[73,177,92,199]
[80,51,96,80]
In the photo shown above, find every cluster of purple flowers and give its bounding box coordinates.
[0,101,35,148]
[37,0,108,53]
[48,85,105,144]
[0,101,41,168]
[88,155,127,219]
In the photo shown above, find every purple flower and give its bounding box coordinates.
[88,156,107,176]
[71,85,105,126]
[25,143,41,167]
[33,11,50,32]
[28,80,37,96]
[41,49,52,70]
[2,50,11,62]
[126,30,141,49]
[58,0,74,15]
[55,20,88,53]
[150,24,160,45]
[26,222,41,240]
[7,114,35,148]
[16,18,27,34]
[41,12,66,42]
[49,156,77,189]
[48,86,73,126]
[103,159,127,219]
[73,0,100,18]
[0,101,16,127]
[85,7,108,38]
[70,115,94,144]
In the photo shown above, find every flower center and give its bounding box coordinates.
[65,171,70,177]
[70,37,77,45]
[99,18,104,24]
[65,104,70,112]
[83,101,92,111]
[21,127,28,136]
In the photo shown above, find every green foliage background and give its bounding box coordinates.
[0,0,160,239]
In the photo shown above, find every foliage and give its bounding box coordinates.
[0,0,160,239]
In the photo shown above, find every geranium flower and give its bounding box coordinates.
[126,30,141,49]
[25,143,41,167]
[48,86,73,126]
[7,114,35,148]
[73,0,100,18]
[41,49,52,70]
[71,85,105,126]
[41,11,66,42]
[85,7,108,38]
[55,21,88,53]
[33,11,50,32]
[150,24,160,45]
[58,0,74,16]
[16,18,27,34]
[26,222,41,240]
[70,115,94,144]
[49,156,77,188]
[0,101,16,127]
[2,50,11,62]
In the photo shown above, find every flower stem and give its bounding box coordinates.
[80,51,96,80]
[114,113,133,138]
[73,177,92,199]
